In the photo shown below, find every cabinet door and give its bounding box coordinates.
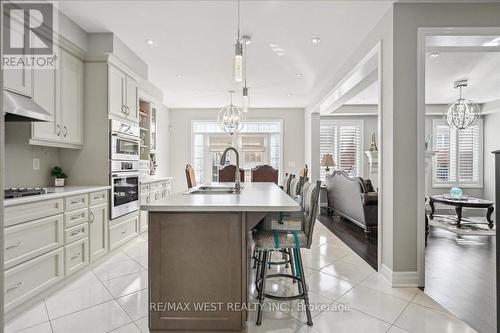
[89,203,109,262]
[31,49,60,142]
[126,76,138,122]
[3,16,32,97]
[109,65,126,119]
[60,49,84,145]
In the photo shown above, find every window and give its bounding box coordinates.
[432,119,483,187]
[191,120,282,183]
[320,120,363,180]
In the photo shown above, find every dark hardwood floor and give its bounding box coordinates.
[318,210,378,270]
[425,225,496,333]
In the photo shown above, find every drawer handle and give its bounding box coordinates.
[71,200,83,205]
[6,281,24,293]
[89,212,95,223]
[121,231,126,235]
[71,213,85,220]
[70,229,85,237]
[6,241,24,250]
[71,254,81,260]
[94,195,103,200]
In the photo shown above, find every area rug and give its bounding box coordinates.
[429,215,495,236]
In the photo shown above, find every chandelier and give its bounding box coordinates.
[218,91,245,135]
[444,80,480,130]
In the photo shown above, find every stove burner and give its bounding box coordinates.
[4,187,47,199]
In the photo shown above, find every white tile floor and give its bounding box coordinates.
[4,223,477,333]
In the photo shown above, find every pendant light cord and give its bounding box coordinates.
[237,0,240,40]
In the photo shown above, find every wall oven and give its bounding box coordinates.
[111,171,140,219]
[111,120,140,161]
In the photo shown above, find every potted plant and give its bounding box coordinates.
[51,166,68,187]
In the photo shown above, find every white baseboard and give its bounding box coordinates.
[380,264,420,287]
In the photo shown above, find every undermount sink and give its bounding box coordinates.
[185,186,241,195]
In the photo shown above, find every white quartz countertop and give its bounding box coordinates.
[139,176,173,184]
[4,185,111,207]
[141,182,301,212]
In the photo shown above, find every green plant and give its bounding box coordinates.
[51,166,67,179]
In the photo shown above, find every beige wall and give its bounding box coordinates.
[169,108,305,192]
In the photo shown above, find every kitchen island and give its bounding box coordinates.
[141,182,300,332]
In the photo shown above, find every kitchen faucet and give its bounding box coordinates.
[220,146,241,193]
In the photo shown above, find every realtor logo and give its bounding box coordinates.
[2,2,57,69]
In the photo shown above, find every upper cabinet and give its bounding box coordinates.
[30,48,84,149]
[3,18,32,97]
[108,64,138,123]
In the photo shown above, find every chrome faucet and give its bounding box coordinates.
[220,146,241,193]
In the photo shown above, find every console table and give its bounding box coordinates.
[429,195,494,229]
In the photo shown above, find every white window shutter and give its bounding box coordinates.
[338,125,360,176]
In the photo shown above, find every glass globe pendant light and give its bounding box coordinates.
[218,91,245,135]
[444,80,481,130]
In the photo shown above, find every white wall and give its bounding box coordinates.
[169,108,305,192]
[484,110,500,201]
[156,105,171,178]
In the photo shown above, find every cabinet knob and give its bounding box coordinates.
[56,124,61,136]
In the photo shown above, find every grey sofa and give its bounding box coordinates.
[325,171,378,236]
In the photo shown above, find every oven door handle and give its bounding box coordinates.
[111,172,141,178]
[111,132,140,142]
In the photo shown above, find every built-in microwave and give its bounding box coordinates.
[110,171,140,219]
[110,120,140,161]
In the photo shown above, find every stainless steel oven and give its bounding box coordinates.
[111,171,140,219]
[110,120,140,161]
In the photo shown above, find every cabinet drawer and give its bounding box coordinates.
[152,190,162,202]
[4,214,64,269]
[4,248,64,312]
[109,215,138,250]
[65,194,89,212]
[64,208,89,229]
[140,193,150,205]
[5,198,63,227]
[149,182,159,192]
[64,223,88,244]
[65,237,89,275]
[140,183,150,193]
[90,191,107,206]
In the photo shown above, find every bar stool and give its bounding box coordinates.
[253,180,321,326]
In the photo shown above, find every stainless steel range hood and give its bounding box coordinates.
[4,90,52,122]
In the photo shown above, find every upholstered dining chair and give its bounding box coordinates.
[299,164,308,178]
[185,164,196,189]
[219,165,245,182]
[251,165,279,184]
[253,180,321,326]
[283,173,294,194]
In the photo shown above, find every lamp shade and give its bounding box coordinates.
[320,154,336,167]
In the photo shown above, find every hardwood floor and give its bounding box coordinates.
[318,211,378,270]
[425,225,496,333]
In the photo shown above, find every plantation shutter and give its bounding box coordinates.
[338,125,360,176]
[434,123,455,183]
[319,125,336,181]
[458,124,480,183]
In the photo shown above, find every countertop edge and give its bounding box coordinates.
[141,205,301,212]
[4,186,111,207]
[139,176,173,184]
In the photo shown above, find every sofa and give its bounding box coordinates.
[325,170,378,236]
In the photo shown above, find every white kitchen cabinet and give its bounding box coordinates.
[60,49,84,145]
[3,18,32,97]
[109,213,138,250]
[89,203,109,262]
[65,237,89,276]
[30,48,84,148]
[108,64,138,123]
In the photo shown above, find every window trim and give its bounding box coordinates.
[319,118,365,179]
[191,119,284,183]
[431,118,483,189]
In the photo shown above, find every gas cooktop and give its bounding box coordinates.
[4,188,48,199]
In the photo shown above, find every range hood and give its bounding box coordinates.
[4,90,52,122]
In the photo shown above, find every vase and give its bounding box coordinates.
[54,178,65,187]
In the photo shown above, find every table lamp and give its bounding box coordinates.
[320,154,336,174]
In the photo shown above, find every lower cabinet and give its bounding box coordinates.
[109,213,139,251]
[139,210,148,233]
[65,238,89,276]
[89,203,109,262]
[4,248,64,311]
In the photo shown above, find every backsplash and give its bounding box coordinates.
[5,123,61,188]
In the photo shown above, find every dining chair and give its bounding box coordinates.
[219,165,245,182]
[251,165,279,184]
[299,164,308,178]
[185,164,196,188]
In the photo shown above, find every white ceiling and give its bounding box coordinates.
[58,0,394,108]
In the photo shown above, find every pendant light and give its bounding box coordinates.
[241,35,251,113]
[218,91,245,135]
[234,0,243,82]
[444,80,481,130]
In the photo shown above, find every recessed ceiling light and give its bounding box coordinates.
[429,52,439,58]
[296,73,302,78]
[145,39,154,45]
[176,74,183,78]
[287,93,293,97]
[311,37,321,44]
